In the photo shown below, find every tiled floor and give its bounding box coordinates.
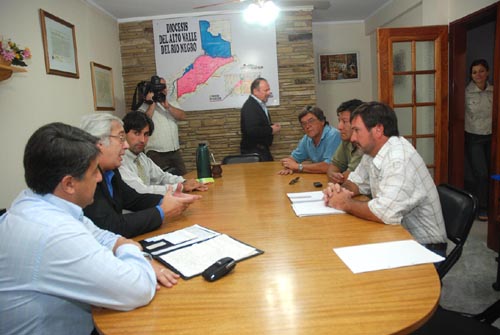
[440,220,500,327]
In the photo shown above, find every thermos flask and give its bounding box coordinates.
[196,143,212,179]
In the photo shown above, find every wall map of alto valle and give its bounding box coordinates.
[153,14,280,112]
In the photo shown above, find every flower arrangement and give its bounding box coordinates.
[0,39,31,67]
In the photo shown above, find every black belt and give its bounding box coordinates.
[423,243,447,252]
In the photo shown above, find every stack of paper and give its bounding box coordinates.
[333,240,445,273]
[287,191,344,217]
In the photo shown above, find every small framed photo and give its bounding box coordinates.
[90,62,115,111]
[39,9,79,78]
[319,52,359,83]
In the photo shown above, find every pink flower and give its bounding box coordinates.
[22,48,31,59]
[1,50,15,62]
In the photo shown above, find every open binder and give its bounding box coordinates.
[140,224,264,279]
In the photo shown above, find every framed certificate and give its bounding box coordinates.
[90,62,115,111]
[39,9,79,78]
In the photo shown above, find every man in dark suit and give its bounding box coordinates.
[80,113,200,238]
[240,77,281,161]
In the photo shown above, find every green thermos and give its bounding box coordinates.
[196,143,212,179]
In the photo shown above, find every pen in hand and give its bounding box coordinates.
[289,176,300,185]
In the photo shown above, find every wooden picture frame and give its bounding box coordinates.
[318,52,359,83]
[90,62,115,111]
[39,9,79,78]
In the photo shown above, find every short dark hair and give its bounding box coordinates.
[298,105,327,124]
[123,111,155,136]
[250,77,267,94]
[24,123,100,194]
[350,102,399,137]
[470,59,489,75]
[337,99,364,115]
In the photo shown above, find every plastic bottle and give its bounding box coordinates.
[196,143,212,179]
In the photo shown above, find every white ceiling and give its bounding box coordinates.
[86,0,392,23]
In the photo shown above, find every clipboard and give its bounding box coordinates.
[140,225,264,279]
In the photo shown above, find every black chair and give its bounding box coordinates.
[436,183,478,279]
[413,305,500,334]
[222,153,262,165]
[0,208,5,215]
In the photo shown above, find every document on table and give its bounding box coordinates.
[159,234,262,278]
[140,224,219,256]
[287,191,324,203]
[287,191,344,217]
[333,240,445,274]
[140,225,264,279]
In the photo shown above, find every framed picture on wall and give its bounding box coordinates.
[39,9,79,78]
[318,52,359,83]
[90,62,115,111]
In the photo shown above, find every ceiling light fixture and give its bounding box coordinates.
[243,0,280,26]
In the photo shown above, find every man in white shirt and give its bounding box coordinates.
[0,123,179,335]
[137,76,187,175]
[120,111,208,195]
[323,102,447,256]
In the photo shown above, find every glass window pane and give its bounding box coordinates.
[395,107,412,136]
[416,137,434,165]
[416,106,434,134]
[416,41,434,71]
[393,42,411,72]
[394,75,412,104]
[416,74,434,103]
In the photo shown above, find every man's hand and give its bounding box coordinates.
[112,237,142,255]
[323,182,354,210]
[277,168,294,175]
[151,261,180,290]
[271,123,281,135]
[160,185,201,222]
[182,179,209,192]
[145,92,154,102]
[280,157,298,172]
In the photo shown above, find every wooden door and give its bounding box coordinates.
[377,26,449,184]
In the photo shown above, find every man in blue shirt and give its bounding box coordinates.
[0,123,179,335]
[279,105,341,174]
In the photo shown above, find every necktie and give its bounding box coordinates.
[135,157,147,184]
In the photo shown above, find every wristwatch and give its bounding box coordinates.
[298,163,303,173]
[142,252,153,261]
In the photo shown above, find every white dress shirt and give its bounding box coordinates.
[120,149,185,195]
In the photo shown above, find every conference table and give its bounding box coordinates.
[92,161,441,334]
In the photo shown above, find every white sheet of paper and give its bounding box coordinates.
[287,191,325,203]
[160,234,259,278]
[146,224,220,256]
[333,240,445,274]
[291,201,344,217]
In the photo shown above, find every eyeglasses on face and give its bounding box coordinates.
[108,133,126,143]
[300,117,319,128]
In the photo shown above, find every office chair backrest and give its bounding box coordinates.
[436,183,478,279]
[0,208,5,216]
[222,153,262,165]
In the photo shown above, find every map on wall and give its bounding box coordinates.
[153,14,280,111]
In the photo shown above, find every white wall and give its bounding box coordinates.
[0,0,124,208]
[313,21,373,126]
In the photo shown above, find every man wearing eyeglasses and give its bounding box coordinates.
[278,106,341,175]
[80,113,200,238]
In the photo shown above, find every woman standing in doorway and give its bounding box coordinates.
[465,59,494,221]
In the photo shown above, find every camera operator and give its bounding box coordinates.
[137,76,187,176]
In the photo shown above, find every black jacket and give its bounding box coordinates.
[84,169,163,238]
[240,96,273,151]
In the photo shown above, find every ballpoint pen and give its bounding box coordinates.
[289,176,300,185]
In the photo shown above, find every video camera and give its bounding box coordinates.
[131,75,166,110]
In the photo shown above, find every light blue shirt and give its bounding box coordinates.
[0,190,157,335]
[291,125,341,163]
